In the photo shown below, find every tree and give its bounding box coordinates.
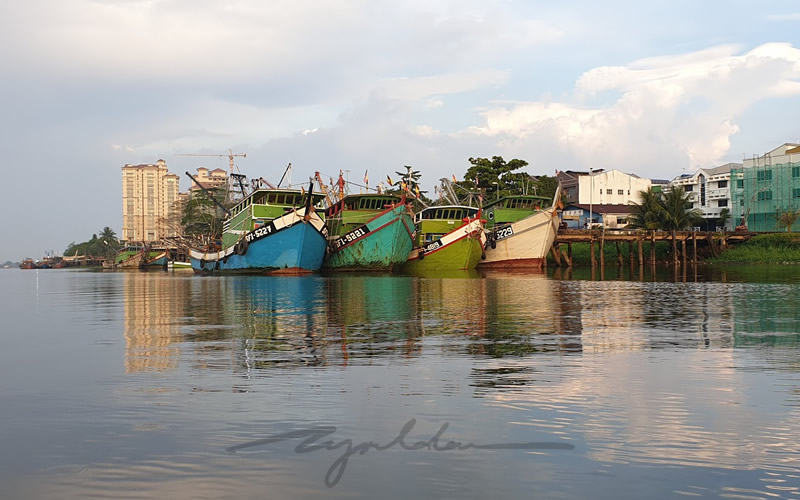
[778,209,800,232]
[659,186,702,261]
[629,188,664,230]
[463,156,528,194]
[181,187,227,243]
[717,208,731,230]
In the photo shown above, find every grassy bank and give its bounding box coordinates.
[708,233,800,263]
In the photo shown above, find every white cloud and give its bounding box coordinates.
[411,125,441,138]
[766,13,800,21]
[465,43,800,175]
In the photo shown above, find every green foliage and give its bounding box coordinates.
[628,187,703,231]
[387,165,430,209]
[181,187,227,239]
[718,208,731,228]
[708,234,800,263]
[455,156,556,202]
[64,226,121,258]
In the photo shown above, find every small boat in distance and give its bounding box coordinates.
[398,205,486,272]
[114,245,168,270]
[189,181,328,274]
[479,185,562,269]
[323,194,415,271]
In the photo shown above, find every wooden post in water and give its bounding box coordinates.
[628,241,634,266]
[567,243,573,268]
[692,232,697,264]
[561,244,572,267]
[552,244,562,267]
[637,237,644,267]
[681,238,687,267]
[590,238,596,267]
[600,233,605,268]
[615,241,623,266]
[650,231,657,264]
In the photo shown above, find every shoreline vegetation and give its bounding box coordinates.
[547,233,800,266]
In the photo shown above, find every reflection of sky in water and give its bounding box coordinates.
[0,269,799,499]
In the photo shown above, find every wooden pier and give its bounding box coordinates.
[549,229,754,267]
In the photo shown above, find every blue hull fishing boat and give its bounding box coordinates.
[189,181,328,274]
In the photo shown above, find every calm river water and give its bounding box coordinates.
[2,266,800,499]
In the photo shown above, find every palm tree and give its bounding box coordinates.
[778,209,800,232]
[629,188,664,230]
[718,208,731,231]
[659,186,702,261]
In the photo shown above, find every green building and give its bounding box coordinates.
[730,143,800,231]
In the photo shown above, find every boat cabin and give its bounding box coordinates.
[481,195,549,229]
[223,188,325,248]
[414,205,479,245]
[324,194,404,238]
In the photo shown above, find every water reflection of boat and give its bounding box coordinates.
[323,194,415,271]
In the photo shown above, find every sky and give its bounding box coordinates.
[2,0,800,260]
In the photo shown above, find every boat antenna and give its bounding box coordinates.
[303,178,315,222]
[277,163,292,188]
[185,171,232,216]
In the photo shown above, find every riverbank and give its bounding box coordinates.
[706,233,800,263]
[548,232,800,266]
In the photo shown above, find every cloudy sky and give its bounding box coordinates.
[2,0,800,260]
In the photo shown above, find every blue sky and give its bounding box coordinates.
[2,0,799,260]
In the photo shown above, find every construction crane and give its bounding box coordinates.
[175,149,246,174]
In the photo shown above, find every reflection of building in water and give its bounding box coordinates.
[573,281,736,352]
[733,283,800,345]
[123,273,188,372]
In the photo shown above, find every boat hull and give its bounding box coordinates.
[399,219,486,272]
[189,209,327,274]
[478,208,560,269]
[324,205,415,271]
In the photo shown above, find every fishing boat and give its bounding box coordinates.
[188,182,328,274]
[478,186,562,269]
[323,194,415,271]
[398,205,486,272]
[114,245,168,270]
[19,258,35,269]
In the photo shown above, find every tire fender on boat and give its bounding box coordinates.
[418,248,425,260]
[237,239,249,256]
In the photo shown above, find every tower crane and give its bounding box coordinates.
[175,149,246,174]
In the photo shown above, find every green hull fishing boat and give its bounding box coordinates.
[324,194,415,271]
[398,205,486,272]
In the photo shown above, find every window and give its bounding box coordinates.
[756,170,773,181]
[606,189,612,195]
[736,179,744,188]
[757,190,773,201]
[717,199,728,207]
[685,185,693,192]
[794,188,800,198]
[793,166,800,178]
[717,180,727,188]
[618,189,624,195]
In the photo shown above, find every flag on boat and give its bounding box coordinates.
[401,181,407,192]
[452,174,457,183]
[364,170,368,185]
[387,175,393,186]
[475,176,479,186]
[415,184,420,197]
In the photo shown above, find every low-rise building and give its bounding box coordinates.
[668,163,741,230]
[558,169,652,206]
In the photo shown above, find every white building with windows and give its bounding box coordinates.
[557,169,651,206]
[668,163,741,229]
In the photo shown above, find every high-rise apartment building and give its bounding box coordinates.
[121,159,180,242]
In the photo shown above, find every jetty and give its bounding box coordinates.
[549,229,755,267]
